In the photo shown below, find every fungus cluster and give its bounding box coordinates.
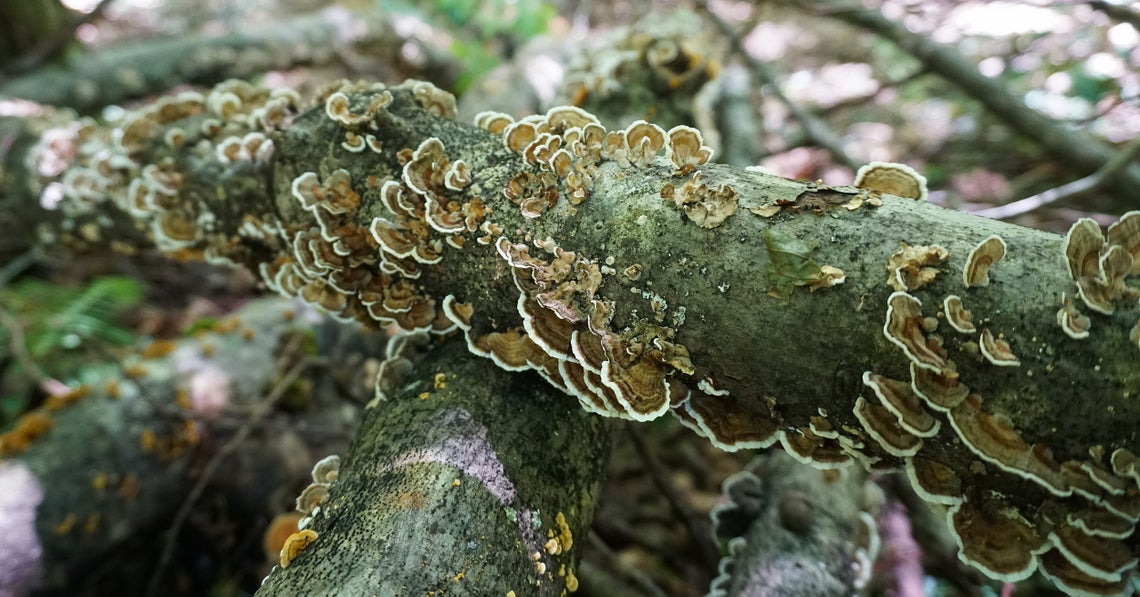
[885,243,949,292]
[1062,213,1140,315]
[864,285,1140,592]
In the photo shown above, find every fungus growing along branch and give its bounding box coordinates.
[259,336,613,595]
[5,78,1140,594]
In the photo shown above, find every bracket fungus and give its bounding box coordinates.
[942,295,975,334]
[664,125,713,175]
[963,235,1006,288]
[853,396,922,457]
[1056,292,1091,339]
[1063,216,1140,315]
[948,501,1042,582]
[278,529,318,569]
[883,292,950,373]
[886,244,950,292]
[979,328,1020,367]
[853,161,928,201]
[862,372,940,438]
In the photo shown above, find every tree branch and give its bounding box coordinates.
[4,77,1140,593]
[806,0,1140,200]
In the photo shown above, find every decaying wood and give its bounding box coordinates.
[3,75,1139,593]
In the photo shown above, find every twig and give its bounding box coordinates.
[692,0,860,171]
[804,0,1140,199]
[0,250,38,288]
[973,135,1140,219]
[0,305,55,389]
[587,531,670,597]
[626,423,721,570]
[144,341,322,597]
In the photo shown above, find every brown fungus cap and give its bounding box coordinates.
[948,395,1069,496]
[854,161,928,201]
[862,371,940,437]
[948,500,1042,582]
[883,292,950,373]
[942,295,976,334]
[664,125,713,175]
[624,120,666,167]
[909,362,968,412]
[886,244,950,292]
[519,295,575,361]
[679,391,782,451]
[1107,211,1140,275]
[1039,548,1132,596]
[979,328,1020,367]
[905,457,963,506]
[963,235,1006,288]
[279,529,318,569]
[1050,525,1137,581]
[472,329,541,372]
[1056,292,1091,339]
[853,396,922,458]
[474,111,514,134]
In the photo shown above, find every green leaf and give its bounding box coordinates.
[763,228,823,298]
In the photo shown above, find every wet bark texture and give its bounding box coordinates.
[258,337,613,596]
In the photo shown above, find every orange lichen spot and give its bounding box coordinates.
[942,295,975,334]
[104,380,122,399]
[122,363,148,380]
[978,328,1019,367]
[854,161,928,201]
[948,500,1042,582]
[119,472,141,501]
[433,372,447,390]
[200,343,216,358]
[55,513,78,536]
[883,292,949,373]
[279,529,318,568]
[83,513,101,534]
[963,235,1006,287]
[140,339,177,359]
[886,244,950,292]
[0,411,54,455]
[140,428,158,453]
[263,512,303,562]
[44,384,91,411]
